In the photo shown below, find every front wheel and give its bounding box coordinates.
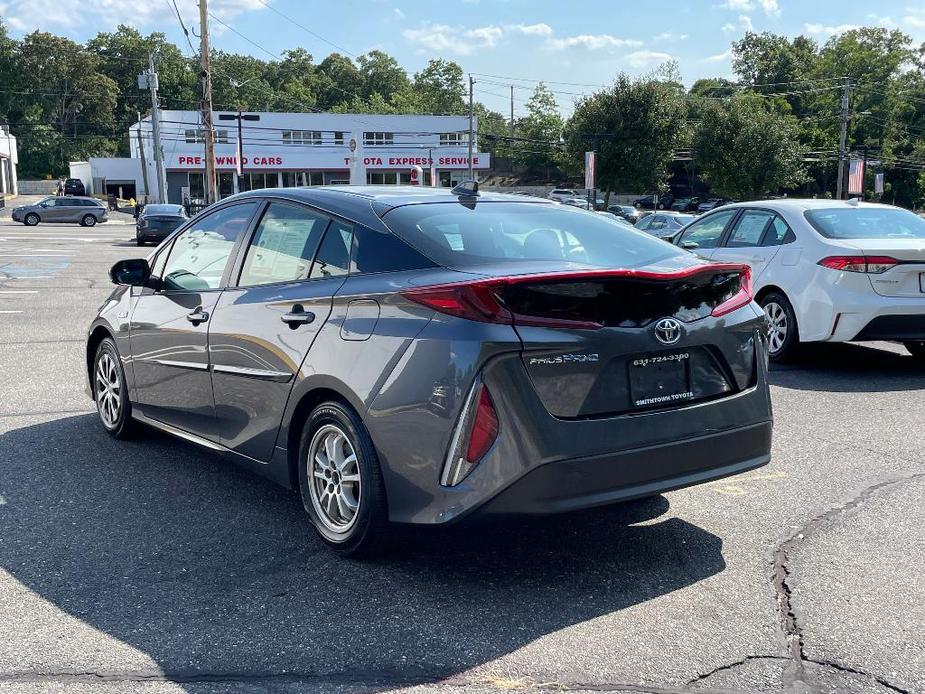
[904,341,925,361]
[24,213,39,226]
[298,401,389,557]
[93,337,137,438]
[81,214,97,227]
[759,291,800,362]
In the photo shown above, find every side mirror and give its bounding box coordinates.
[39,202,48,208]
[681,240,699,250]
[110,258,150,286]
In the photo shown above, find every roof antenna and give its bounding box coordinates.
[451,180,479,197]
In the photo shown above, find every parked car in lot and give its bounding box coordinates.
[135,203,188,246]
[672,199,925,361]
[608,204,647,224]
[634,193,674,210]
[11,196,108,226]
[595,210,636,227]
[635,212,696,239]
[548,188,582,203]
[87,184,772,555]
[698,198,730,213]
[671,197,701,212]
[64,178,86,196]
[564,197,591,209]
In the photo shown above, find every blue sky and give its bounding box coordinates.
[3,0,925,115]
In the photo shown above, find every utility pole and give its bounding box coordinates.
[143,53,167,204]
[218,110,259,193]
[836,77,851,200]
[135,112,150,203]
[468,74,475,181]
[199,0,218,204]
[509,84,515,174]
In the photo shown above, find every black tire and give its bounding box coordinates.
[298,401,389,557]
[657,203,665,210]
[904,341,925,360]
[81,214,97,227]
[24,213,39,226]
[758,291,800,362]
[136,238,146,246]
[93,337,137,439]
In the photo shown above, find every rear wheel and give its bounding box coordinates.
[904,341,925,360]
[93,337,137,439]
[759,291,799,362]
[81,214,97,227]
[298,401,389,557]
[24,213,39,226]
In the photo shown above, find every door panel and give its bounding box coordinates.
[131,291,222,437]
[209,281,340,459]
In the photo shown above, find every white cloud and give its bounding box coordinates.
[625,50,674,68]
[653,32,689,41]
[0,0,264,35]
[721,15,752,34]
[903,9,925,29]
[702,49,733,63]
[392,7,405,20]
[548,33,642,50]
[804,22,861,36]
[508,23,554,37]
[402,23,503,55]
[721,23,736,33]
[717,0,779,16]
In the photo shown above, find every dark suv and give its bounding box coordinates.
[64,178,86,196]
[634,193,673,210]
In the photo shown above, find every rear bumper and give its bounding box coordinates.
[479,421,771,516]
[853,314,925,341]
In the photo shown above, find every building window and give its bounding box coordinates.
[184,129,228,144]
[363,131,394,146]
[439,132,466,146]
[333,131,344,145]
[367,171,399,185]
[281,171,324,187]
[282,130,323,146]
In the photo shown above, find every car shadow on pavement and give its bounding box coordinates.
[770,342,925,393]
[0,414,725,689]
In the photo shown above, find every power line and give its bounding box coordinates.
[250,0,356,57]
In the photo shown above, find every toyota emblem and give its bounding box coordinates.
[654,317,682,345]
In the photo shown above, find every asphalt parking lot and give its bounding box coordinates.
[0,216,923,694]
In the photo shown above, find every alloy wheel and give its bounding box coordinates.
[95,352,121,428]
[763,301,788,355]
[307,424,362,533]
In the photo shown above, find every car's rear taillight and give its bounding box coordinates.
[441,381,500,487]
[818,256,898,274]
[402,264,751,330]
[711,266,752,317]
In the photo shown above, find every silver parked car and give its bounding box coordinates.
[87,184,772,556]
[11,196,109,227]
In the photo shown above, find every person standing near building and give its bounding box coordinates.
[56,179,64,196]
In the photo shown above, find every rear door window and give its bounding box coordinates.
[238,203,329,286]
[350,226,435,274]
[762,216,795,246]
[726,210,775,247]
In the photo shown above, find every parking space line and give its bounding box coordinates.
[0,290,38,294]
[0,310,24,314]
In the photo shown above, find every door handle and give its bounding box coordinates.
[281,304,315,329]
[186,308,209,325]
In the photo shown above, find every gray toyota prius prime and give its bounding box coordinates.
[87,184,773,555]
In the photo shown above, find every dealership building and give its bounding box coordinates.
[0,124,17,197]
[71,111,490,204]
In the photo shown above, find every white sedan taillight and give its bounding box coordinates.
[817,256,899,274]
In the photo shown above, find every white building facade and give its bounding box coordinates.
[121,111,489,204]
[0,125,17,197]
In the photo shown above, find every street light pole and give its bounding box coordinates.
[468,74,475,181]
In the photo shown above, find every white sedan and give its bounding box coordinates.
[672,199,925,361]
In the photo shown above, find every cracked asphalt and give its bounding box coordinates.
[0,218,923,694]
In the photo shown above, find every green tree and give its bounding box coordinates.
[693,95,806,200]
[357,50,410,102]
[315,53,363,109]
[413,59,466,114]
[513,83,562,174]
[562,72,686,197]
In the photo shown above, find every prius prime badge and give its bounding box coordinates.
[654,318,682,345]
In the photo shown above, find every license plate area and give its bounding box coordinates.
[629,352,694,408]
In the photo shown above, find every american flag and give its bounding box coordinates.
[848,159,865,195]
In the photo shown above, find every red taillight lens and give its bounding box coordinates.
[465,385,499,463]
[400,282,512,324]
[711,266,753,317]
[818,256,898,274]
